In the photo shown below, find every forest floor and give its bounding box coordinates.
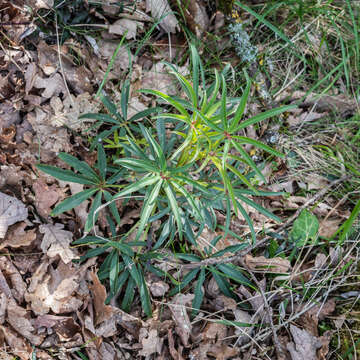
[0,1,359,359]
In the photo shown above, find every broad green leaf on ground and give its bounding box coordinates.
[289,209,319,247]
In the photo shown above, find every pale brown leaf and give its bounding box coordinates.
[286,325,322,360]
[39,223,78,264]
[245,254,291,273]
[0,192,27,239]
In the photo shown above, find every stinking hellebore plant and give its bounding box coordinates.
[36,43,295,317]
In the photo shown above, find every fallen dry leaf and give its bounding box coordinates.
[0,325,33,360]
[170,293,194,347]
[34,314,80,341]
[299,299,336,336]
[33,178,62,218]
[168,328,185,360]
[319,218,342,238]
[0,192,27,238]
[109,19,143,39]
[146,0,179,33]
[0,222,36,250]
[150,281,169,297]
[6,298,44,346]
[25,259,88,315]
[139,328,163,357]
[89,271,115,326]
[39,223,78,264]
[286,325,322,360]
[244,254,291,273]
[0,256,26,303]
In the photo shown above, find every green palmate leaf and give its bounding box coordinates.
[209,267,237,299]
[138,264,152,317]
[229,71,251,132]
[218,263,252,287]
[129,106,162,122]
[85,190,103,232]
[192,267,206,318]
[109,251,120,295]
[121,79,130,120]
[235,193,281,223]
[135,179,163,241]
[97,143,107,180]
[113,175,160,200]
[235,105,296,131]
[220,75,228,130]
[103,190,120,224]
[122,276,135,312]
[139,124,166,170]
[115,158,159,173]
[78,112,119,125]
[232,136,284,158]
[168,268,200,296]
[58,153,99,181]
[36,164,97,185]
[231,140,265,182]
[170,180,203,220]
[164,181,183,240]
[52,188,98,216]
[290,209,319,247]
[139,89,189,117]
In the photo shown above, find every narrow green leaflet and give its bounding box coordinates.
[51,188,98,216]
[164,181,183,240]
[58,153,99,181]
[135,179,163,241]
[192,267,206,317]
[36,164,97,185]
[85,190,103,232]
[113,175,160,200]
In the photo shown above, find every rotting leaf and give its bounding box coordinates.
[0,222,36,250]
[170,293,194,347]
[139,328,162,357]
[0,325,33,360]
[146,0,179,33]
[0,192,27,239]
[89,271,115,326]
[286,324,322,360]
[6,298,44,346]
[39,223,79,264]
[244,254,291,273]
[25,259,89,315]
